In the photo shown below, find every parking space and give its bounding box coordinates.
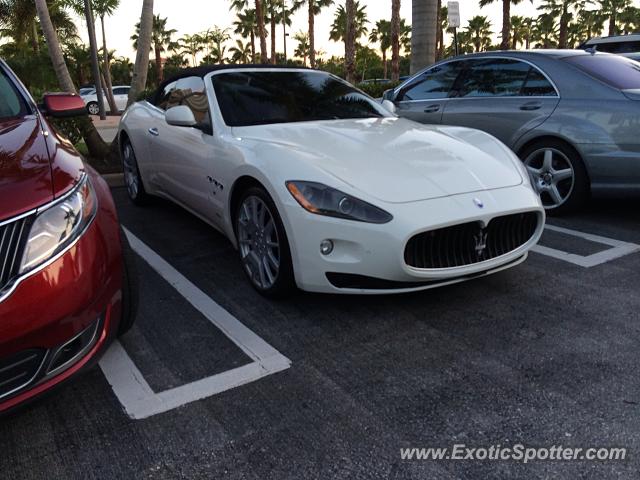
[1,189,639,479]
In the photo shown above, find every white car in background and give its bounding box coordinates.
[81,85,131,114]
[117,67,545,297]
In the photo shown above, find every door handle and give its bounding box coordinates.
[148,127,159,136]
[423,104,441,113]
[520,102,542,111]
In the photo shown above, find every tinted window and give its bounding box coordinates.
[113,87,129,95]
[211,71,384,127]
[521,68,557,96]
[398,62,462,101]
[0,69,28,120]
[590,41,640,53]
[458,59,530,97]
[564,54,640,89]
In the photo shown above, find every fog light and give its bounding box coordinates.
[320,239,334,255]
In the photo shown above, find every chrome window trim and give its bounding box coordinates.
[0,173,96,304]
[393,55,560,103]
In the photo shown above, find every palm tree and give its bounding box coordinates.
[510,15,530,48]
[132,15,176,84]
[293,30,311,65]
[437,5,448,59]
[369,20,391,78]
[254,0,268,62]
[233,8,257,63]
[390,0,401,81]
[344,0,356,83]
[532,13,558,48]
[203,27,230,64]
[538,0,583,49]
[177,33,205,66]
[575,8,605,40]
[229,39,252,63]
[329,1,369,45]
[599,0,632,36]
[93,0,120,113]
[128,0,153,107]
[299,0,334,68]
[478,0,530,50]
[35,0,110,159]
[411,0,438,73]
[466,15,493,52]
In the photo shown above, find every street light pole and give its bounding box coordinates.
[84,0,106,120]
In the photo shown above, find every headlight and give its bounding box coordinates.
[286,181,392,224]
[20,175,97,274]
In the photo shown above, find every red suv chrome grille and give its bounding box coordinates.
[0,214,33,293]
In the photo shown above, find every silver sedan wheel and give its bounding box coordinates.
[237,196,281,290]
[87,103,99,115]
[524,147,575,209]
[122,144,140,200]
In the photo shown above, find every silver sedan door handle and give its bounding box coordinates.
[423,104,441,113]
[520,102,542,111]
[148,127,159,136]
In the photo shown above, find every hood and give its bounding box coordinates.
[0,116,53,220]
[232,117,522,203]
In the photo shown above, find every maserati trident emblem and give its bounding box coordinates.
[473,198,484,209]
[474,229,489,258]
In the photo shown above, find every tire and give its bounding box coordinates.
[234,186,295,298]
[87,102,99,115]
[121,139,150,205]
[519,139,590,216]
[118,228,139,336]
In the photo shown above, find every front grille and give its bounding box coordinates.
[0,349,46,399]
[405,212,539,269]
[0,214,32,293]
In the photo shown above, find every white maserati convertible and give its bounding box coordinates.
[118,66,545,297]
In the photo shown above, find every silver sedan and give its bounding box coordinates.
[384,50,640,214]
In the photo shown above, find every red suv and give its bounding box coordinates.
[0,60,137,413]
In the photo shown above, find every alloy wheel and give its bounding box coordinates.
[523,147,575,209]
[237,196,281,290]
[88,103,99,115]
[122,144,139,200]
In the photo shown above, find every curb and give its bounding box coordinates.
[103,173,124,188]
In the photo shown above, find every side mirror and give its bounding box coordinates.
[42,93,86,118]
[382,89,395,101]
[381,99,397,114]
[165,105,197,128]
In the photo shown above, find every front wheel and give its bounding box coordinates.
[520,140,590,215]
[235,187,295,298]
[121,140,149,205]
[87,102,99,115]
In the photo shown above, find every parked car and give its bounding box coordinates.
[118,66,544,297]
[580,34,640,54]
[0,60,137,414]
[383,50,640,214]
[81,85,131,114]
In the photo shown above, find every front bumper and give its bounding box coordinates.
[282,184,545,294]
[0,170,123,413]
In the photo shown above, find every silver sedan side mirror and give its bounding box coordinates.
[165,105,197,127]
[381,99,397,114]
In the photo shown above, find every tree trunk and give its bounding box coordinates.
[345,0,356,84]
[100,16,118,115]
[155,42,163,83]
[270,4,277,64]
[309,1,316,68]
[34,0,110,159]
[391,0,401,81]
[382,50,388,79]
[31,21,40,53]
[255,0,268,63]
[250,30,256,63]
[128,0,154,107]
[501,0,510,50]
[411,0,438,74]
[558,6,569,49]
[609,13,616,36]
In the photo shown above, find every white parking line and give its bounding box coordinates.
[532,225,640,267]
[99,228,291,420]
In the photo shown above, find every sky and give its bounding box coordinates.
[73,0,628,62]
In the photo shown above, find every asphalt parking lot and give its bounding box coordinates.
[1,187,639,479]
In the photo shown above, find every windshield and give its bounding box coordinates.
[564,54,640,90]
[0,68,28,121]
[211,70,385,127]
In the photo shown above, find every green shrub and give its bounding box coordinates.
[357,81,401,99]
